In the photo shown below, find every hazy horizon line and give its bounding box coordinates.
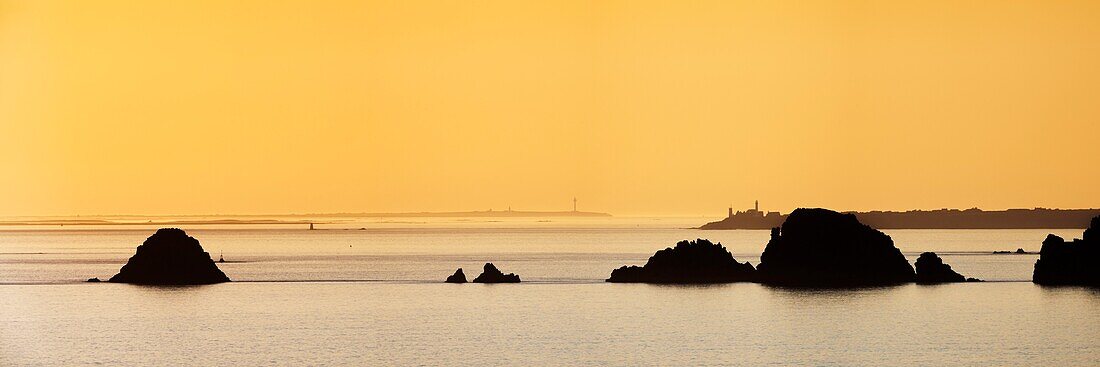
[4,206,1100,220]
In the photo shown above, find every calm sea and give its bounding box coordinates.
[1,218,1097,366]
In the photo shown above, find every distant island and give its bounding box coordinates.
[700,202,1100,230]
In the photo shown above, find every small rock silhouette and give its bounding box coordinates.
[915,252,974,283]
[445,268,467,283]
[472,263,520,283]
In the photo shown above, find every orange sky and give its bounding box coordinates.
[1,0,1098,216]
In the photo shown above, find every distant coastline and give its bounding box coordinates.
[298,210,612,218]
[700,204,1100,230]
[0,219,319,227]
[0,209,612,227]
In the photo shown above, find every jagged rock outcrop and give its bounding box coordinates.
[108,228,230,285]
[1087,216,1100,241]
[607,239,755,283]
[756,208,915,287]
[445,268,467,283]
[472,263,520,283]
[1033,216,1100,286]
[915,252,975,283]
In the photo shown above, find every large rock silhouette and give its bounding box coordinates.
[915,252,973,283]
[1032,216,1100,286]
[109,228,230,285]
[756,208,915,287]
[607,239,755,283]
[472,263,520,283]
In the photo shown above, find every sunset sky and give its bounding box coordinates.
[1,0,1098,216]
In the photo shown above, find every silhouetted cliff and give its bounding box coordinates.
[108,228,230,285]
[445,268,467,283]
[756,208,915,287]
[472,263,520,283]
[607,239,755,283]
[1033,216,1100,286]
[915,252,978,283]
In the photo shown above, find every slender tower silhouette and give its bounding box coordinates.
[755,200,759,212]
[573,197,577,212]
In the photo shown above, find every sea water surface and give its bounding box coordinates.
[1,218,1097,366]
